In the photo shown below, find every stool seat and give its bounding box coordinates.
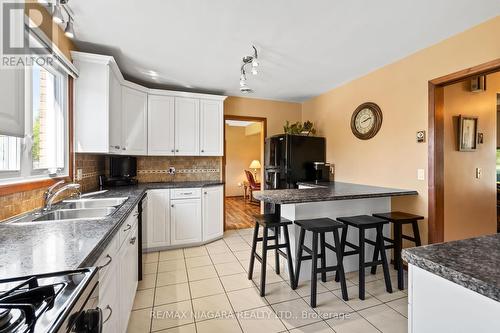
[254,214,292,226]
[337,215,388,227]
[373,211,424,222]
[295,218,346,232]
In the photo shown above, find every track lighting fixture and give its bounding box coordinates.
[42,0,76,38]
[239,45,259,93]
[64,17,75,39]
[52,1,64,24]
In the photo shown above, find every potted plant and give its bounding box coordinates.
[284,120,316,136]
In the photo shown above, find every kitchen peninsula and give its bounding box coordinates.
[253,181,418,277]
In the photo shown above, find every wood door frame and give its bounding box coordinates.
[428,58,500,244]
[222,115,268,231]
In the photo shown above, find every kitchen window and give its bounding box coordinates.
[0,62,69,184]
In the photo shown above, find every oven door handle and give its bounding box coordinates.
[102,305,112,324]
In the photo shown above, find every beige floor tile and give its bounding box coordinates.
[232,250,252,261]
[183,246,208,258]
[155,323,196,333]
[133,288,155,310]
[263,281,300,304]
[160,249,184,261]
[157,270,189,287]
[189,278,225,298]
[185,255,212,268]
[332,286,382,311]
[236,306,286,333]
[223,230,240,237]
[228,242,251,252]
[158,259,186,273]
[251,269,284,285]
[187,265,218,281]
[289,321,335,333]
[155,283,191,306]
[345,270,385,285]
[143,251,160,263]
[196,317,242,333]
[192,293,234,321]
[226,287,268,312]
[359,304,407,333]
[224,236,246,244]
[304,292,353,320]
[386,297,408,318]
[207,245,232,255]
[364,279,406,303]
[151,300,194,331]
[326,311,379,333]
[144,262,158,274]
[215,262,245,276]
[271,298,321,329]
[127,307,152,333]
[138,273,157,290]
[320,276,355,291]
[220,273,254,292]
[294,279,328,297]
[237,228,254,236]
[209,252,238,264]
[205,239,227,248]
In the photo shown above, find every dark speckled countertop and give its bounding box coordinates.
[0,181,223,280]
[252,181,417,204]
[402,233,500,302]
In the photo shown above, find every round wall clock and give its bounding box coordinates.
[350,102,383,140]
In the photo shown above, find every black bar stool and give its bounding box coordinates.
[294,218,348,308]
[372,211,423,290]
[335,215,392,300]
[248,214,295,297]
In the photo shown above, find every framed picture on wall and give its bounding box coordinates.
[458,115,478,151]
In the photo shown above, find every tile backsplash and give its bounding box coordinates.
[0,154,222,221]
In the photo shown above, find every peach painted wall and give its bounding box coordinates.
[302,16,500,244]
[225,125,261,197]
[443,72,500,241]
[224,97,302,136]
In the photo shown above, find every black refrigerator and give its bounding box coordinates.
[264,134,326,213]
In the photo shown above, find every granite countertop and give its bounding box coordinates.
[0,181,223,280]
[402,233,500,302]
[252,181,417,204]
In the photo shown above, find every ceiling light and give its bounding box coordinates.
[251,67,258,75]
[64,18,75,38]
[252,59,259,68]
[52,3,64,24]
[238,45,260,92]
[240,86,253,93]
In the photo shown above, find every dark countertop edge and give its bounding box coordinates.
[78,181,224,267]
[253,190,418,205]
[402,249,500,302]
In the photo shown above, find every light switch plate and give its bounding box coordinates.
[417,169,425,180]
[476,168,482,179]
[76,168,83,181]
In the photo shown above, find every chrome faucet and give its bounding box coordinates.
[43,182,81,211]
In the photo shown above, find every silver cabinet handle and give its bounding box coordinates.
[103,305,113,324]
[181,192,193,195]
[204,191,207,195]
[122,147,126,150]
[130,237,137,245]
[110,145,120,149]
[123,224,131,231]
[97,254,112,270]
[201,149,204,152]
[171,204,174,208]
[171,149,175,152]
[133,212,139,217]
[176,149,179,152]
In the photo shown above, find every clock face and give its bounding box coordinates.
[350,103,383,140]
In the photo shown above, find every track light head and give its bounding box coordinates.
[64,18,75,38]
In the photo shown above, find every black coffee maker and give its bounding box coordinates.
[313,162,331,183]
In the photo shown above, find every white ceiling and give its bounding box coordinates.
[70,0,500,102]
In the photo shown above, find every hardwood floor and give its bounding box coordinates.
[225,196,260,230]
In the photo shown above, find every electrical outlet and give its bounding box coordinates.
[76,168,83,181]
[417,169,425,181]
[476,168,482,179]
[167,167,176,175]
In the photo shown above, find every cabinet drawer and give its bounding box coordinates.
[119,211,138,247]
[171,188,201,199]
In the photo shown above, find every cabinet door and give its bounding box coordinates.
[122,86,148,155]
[170,199,202,245]
[174,97,199,155]
[145,190,171,248]
[99,262,118,333]
[148,95,175,155]
[199,99,223,156]
[108,68,123,154]
[120,225,138,332]
[202,186,223,241]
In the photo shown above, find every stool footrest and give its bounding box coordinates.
[364,260,384,267]
[344,241,359,251]
[253,253,263,263]
[316,266,341,274]
[364,239,377,246]
[255,236,278,242]
[266,243,288,250]
[402,235,417,242]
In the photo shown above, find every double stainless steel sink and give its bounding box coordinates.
[24,197,128,223]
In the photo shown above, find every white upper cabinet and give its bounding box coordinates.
[174,97,200,156]
[0,69,24,137]
[200,99,223,156]
[122,86,148,155]
[148,95,175,155]
[108,68,123,153]
[202,185,224,241]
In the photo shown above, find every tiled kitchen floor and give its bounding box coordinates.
[128,228,408,333]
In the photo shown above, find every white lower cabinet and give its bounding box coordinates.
[202,186,224,241]
[97,205,139,333]
[143,186,223,250]
[170,198,202,245]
